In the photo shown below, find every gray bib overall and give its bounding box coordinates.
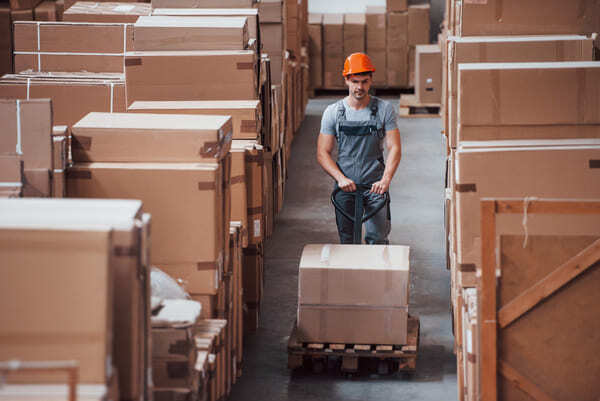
[333,97,391,244]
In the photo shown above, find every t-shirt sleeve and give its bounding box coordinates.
[320,104,337,136]
[383,101,399,132]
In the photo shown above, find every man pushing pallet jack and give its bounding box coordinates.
[288,53,419,375]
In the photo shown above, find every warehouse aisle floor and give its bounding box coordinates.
[229,97,457,401]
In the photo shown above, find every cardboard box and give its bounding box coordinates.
[415,44,441,104]
[455,139,600,286]
[151,0,254,9]
[0,157,23,197]
[258,0,282,23]
[447,36,594,148]
[386,11,408,87]
[71,112,232,163]
[152,8,259,42]
[67,162,224,266]
[308,13,323,89]
[0,73,126,127]
[297,244,410,344]
[133,16,248,51]
[0,5,12,76]
[366,6,386,86]
[458,62,600,143]
[322,13,344,88]
[11,9,34,22]
[128,100,260,140]
[387,0,407,13]
[0,224,113,384]
[343,14,365,57]
[230,147,249,248]
[64,1,152,23]
[9,0,42,11]
[242,245,263,305]
[13,21,133,73]
[152,358,199,389]
[408,4,430,46]
[0,198,151,400]
[458,0,600,36]
[33,0,58,21]
[125,50,258,104]
[260,23,283,55]
[232,140,263,244]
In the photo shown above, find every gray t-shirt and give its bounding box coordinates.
[320,97,399,136]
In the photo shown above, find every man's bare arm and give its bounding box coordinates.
[316,133,356,192]
[370,128,401,195]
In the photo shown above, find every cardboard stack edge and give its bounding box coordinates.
[441,1,600,400]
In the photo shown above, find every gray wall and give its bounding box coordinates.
[308,0,445,43]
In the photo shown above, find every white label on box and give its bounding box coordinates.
[254,219,261,237]
[215,270,219,290]
[466,327,473,353]
[113,4,135,11]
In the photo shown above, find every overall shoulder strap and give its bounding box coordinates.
[335,99,346,137]
[369,97,379,119]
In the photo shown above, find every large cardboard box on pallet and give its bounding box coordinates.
[343,14,365,58]
[0,198,151,401]
[415,44,441,104]
[366,6,386,87]
[322,13,344,88]
[13,21,133,73]
[64,1,152,23]
[448,36,594,148]
[152,8,259,42]
[297,244,410,344]
[128,100,261,140]
[386,11,408,87]
[0,73,126,127]
[125,50,258,104]
[387,0,406,13]
[0,221,114,385]
[71,112,233,163]
[67,162,225,272]
[458,62,600,144]
[457,0,600,36]
[133,16,249,51]
[454,139,600,287]
[308,13,323,89]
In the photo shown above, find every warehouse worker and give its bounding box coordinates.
[317,53,401,244]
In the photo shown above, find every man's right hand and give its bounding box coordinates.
[337,177,356,193]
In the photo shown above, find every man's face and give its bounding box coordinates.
[345,74,372,100]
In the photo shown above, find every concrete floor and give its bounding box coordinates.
[229,97,457,401]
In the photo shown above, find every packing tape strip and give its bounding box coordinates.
[16,100,22,155]
[110,82,114,113]
[14,51,125,56]
[26,78,31,100]
[320,244,331,264]
[123,23,127,53]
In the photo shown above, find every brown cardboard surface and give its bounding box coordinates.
[258,0,281,23]
[160,262,221,295]
[455,140,600,276]
[72,112,232,162]
[459,0,600,36]
[343,14,365,57]
[230,147,249,247]
[0,5,12,77]
[242,245,263,304]
[128,100,260,140]
[0,225,113,384]
[366,7,386,86]
[415,44,441,104]
[232,140,263,244]
[125,50,258,104]
[11,9,34,22]
[67,162,224,266]
[22,168,51,197]
[152,8,259,41]
[260,23,283,55]
[297,306,408,345]
[13,21,133,73]
[298,244,410,307]
[458,62,600,142]
[34,0,58,21]
[52,135,67,171]
[408,4,429,46]
[151,0,254,8]
[10,0,42,11]
[0,157,23,189]
[386,0,407,13]
[322,13,344,88]
[0,73,126,127]
[308,14,323,89]
[152,358,198,389]
[152,327,195,359]
[386,11,408,87]
[133,16,248,51]
[448,36,594,148]
[64,2,152,23]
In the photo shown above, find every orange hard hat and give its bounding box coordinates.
[342,53,376,77]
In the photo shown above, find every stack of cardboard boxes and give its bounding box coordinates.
[441,1,600,400]
[0,1,309,400]
[308,2,430,90]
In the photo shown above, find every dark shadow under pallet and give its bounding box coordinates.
[398,94,440,118]
[287,315,420,377]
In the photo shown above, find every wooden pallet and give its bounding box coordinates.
[398,94,440,118]
[287,315,419,375]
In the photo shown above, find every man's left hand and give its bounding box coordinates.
[370,178,390,195]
